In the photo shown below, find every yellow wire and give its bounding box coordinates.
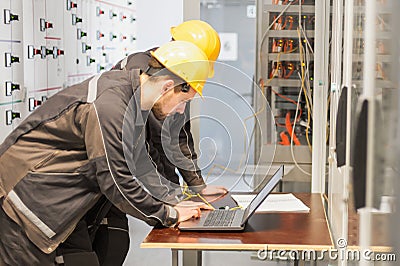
[298,28,312,152]
[196,193,215,210]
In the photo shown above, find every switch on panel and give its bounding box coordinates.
[82,43,91,53]
[97,64,105,72]
[86,56,95,66]
[66,0,77,10]
[96,31,104,40]
[4,9,19,24]
[109,10,117,19]
[40,18,53,32]
[43,47,64,59]
[5,81,20,96]
[45,48,54,57]
[5,53,19,67]
[72,14,82,25]
[5,110,20,125]
[109,33,117,41]
[96,7,104,16]
[31,97,48,111]
[77,29,87,39]
[28,45,46,59]
[52,47,64,59]
[28,98,43,111]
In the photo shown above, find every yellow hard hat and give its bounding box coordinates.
[150,41,210,96]
[170,20,220,78]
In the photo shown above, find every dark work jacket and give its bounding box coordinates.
[0,70,179,254]
[113,50,206,192]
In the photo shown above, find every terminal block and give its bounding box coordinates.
[72,14,83,25]
[5,110,20,125]
[40,18,53,32]
[5,53,19,67]
[4,9,19,24]
[5,81,20,96]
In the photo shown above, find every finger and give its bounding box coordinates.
[192,208,200,219]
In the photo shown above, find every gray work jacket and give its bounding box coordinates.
[0,70,178,254]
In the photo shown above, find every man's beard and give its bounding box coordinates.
[152,101,167,120]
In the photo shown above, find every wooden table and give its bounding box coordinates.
[141,193,333,266]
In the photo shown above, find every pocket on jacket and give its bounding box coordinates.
[12,171,98,234]
[33,151,59,170]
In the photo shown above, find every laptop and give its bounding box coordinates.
[178,165,284,231]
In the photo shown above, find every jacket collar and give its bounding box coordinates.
[130,69,148,126]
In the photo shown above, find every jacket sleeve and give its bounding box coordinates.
[168,105,206,193]
[79,94,178,226]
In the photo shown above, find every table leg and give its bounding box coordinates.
[172,249,178,266]
[182,250,202,266]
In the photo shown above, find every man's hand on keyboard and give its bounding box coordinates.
[174,201,214,222]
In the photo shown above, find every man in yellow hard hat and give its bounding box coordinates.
[82,20,225,265]
[0,41,213,265]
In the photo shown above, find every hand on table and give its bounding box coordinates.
[174,201,214,222]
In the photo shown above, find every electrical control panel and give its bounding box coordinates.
[254,0,328,186]
[257,1,315,149]
[0,0,137,143]
[0,0,24,140]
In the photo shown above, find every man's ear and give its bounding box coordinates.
[161,79,175,95]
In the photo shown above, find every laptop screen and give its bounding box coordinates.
[241,165,283,224]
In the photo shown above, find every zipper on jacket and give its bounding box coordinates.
[33,151,59,170]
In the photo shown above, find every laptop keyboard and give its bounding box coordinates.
[203,209,236,227]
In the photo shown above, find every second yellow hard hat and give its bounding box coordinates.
[170,20,221,78]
